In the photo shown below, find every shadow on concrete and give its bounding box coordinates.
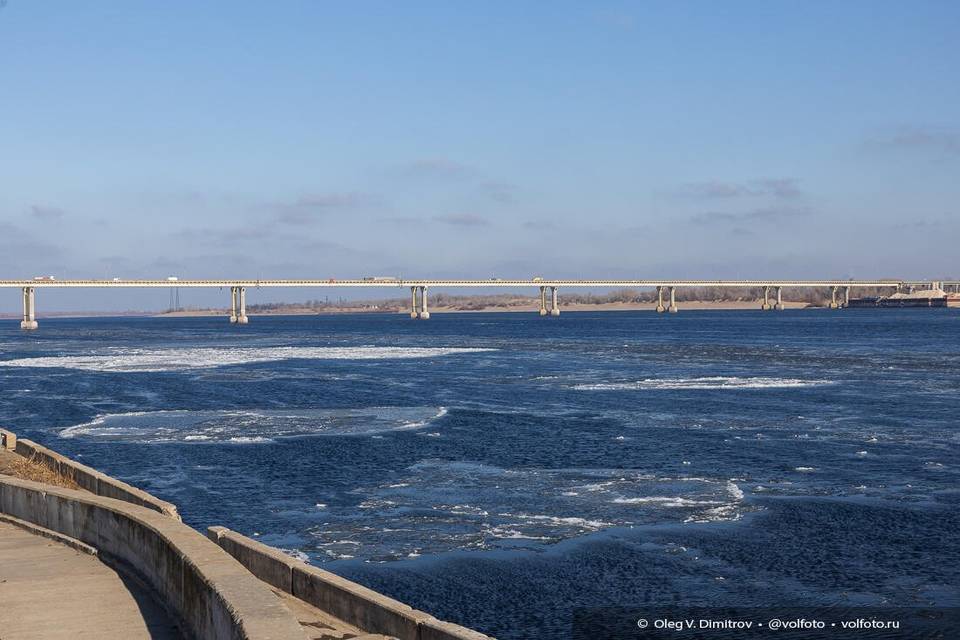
[105,555,185,640]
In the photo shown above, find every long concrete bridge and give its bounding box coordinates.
[2,278,955,329]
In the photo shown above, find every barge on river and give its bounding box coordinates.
[847,287,960,308]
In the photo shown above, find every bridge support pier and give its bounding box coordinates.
[229,286,249,323]
[656,286,666,313]
[236,287,248,324]
[761,287,772,311]
[550,287,560,316]
[20,287,38,330]
[539,287,547,316]
[829,286,840,309]
[419,286,430,319]
[668,286,678,313]
[774,286,784,311]
[843,286,850,308]
[409,286,431,318]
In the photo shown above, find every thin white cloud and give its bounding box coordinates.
[863,126,960,157]
[263,192,371,225]
[30,205,66,220]
[690,206,812,225]
[433,213,490,227]
[677,178,802,200]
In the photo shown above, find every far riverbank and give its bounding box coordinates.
[157,300,812,317]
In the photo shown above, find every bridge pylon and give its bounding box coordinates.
[229,286,249,324]
[409,286,430,319]
[20,287,38,330]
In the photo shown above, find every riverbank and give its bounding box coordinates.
[158,299,812,317]
[0,429,493,640]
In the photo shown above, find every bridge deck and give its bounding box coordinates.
[0,278,946,289]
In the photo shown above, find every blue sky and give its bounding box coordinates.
[1,1,958,311]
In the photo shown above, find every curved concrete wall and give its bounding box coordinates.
[7,434,180,520]
[208,526,494,640]
[0,477,306,640]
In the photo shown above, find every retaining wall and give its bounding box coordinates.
[208,526,493,640]
[0,476,307,640]
[2,429,492,639]
[1,429,179,520]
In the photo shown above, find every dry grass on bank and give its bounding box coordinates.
[6,453,80,490]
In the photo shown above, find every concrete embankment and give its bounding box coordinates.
[3,430,179,519]
[0,475,308,639]
[208,526,491,640]
[0,429,494,640]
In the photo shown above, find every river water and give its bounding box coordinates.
[1,310,958,638]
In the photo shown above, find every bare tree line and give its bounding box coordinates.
[245,286,905,312]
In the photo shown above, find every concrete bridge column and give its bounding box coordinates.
[761,287,772,311]
[829,286,840,309]
[410,287,419,318]
[20,287,38,330]
[236,287,249,324]
[774,286,784,311]
[668,286,678,313]
[549,286,560,316]
[656,286,666,313]
[843,286,850,309]
[229,287,238,323]
[539,287,547,316]
[419,286,430,319]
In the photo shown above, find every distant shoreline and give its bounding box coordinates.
[0,300,818,320]
[156,300,812,317]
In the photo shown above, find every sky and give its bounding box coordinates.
[1,1,958,311]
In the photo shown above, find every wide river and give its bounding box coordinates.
[1,310,958,638]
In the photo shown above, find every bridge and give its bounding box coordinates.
[2,278,955,329]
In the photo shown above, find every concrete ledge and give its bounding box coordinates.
[291,562,430,640]
[208,527,494,640]
[7,432,180,520]
[0,476,307,640]
[1,428,16,450]
[0,512,98,556]
[208,525,293,593]
[420,619,495,640]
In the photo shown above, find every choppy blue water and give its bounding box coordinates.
[1,310,958,639]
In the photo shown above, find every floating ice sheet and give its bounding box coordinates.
[59,406,449,443]
[1,346,495,373]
